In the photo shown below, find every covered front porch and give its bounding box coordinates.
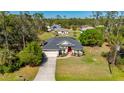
[58,46,83,57]
[57,40,83,57]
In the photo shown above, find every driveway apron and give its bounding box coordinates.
[34,57,57,81]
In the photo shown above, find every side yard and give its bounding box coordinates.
[0,66,39,81]
[0,32,56,81]
[56,43,124,80]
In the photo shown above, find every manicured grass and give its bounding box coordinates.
[56,43,124,80]
[0,66,39,81]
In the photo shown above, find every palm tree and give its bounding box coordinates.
[104,11,124,65]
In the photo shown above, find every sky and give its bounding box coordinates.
[10,11,92,18]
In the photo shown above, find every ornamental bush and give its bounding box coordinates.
[17,41,42,66]
[79,29,104,46]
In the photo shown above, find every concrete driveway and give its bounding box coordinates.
[34,51,58,81]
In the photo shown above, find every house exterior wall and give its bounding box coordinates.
[43,49,83,57]
[43,51,59,57]
[72,50,83,56]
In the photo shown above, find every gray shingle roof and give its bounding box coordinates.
[43,37,83,51]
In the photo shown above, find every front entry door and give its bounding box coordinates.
[68,47,72,53]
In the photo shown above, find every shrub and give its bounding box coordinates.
[0,49,17,65]
[0,65,5,74]
[101,52,109,57]
[117,56,124,65]
[17,41,42,66]
[79,29,104,46]
[0,65,17,74]
[0,49,20,74]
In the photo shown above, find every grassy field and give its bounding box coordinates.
[37,30,81,41]
[68,30,81,40]
[0,66,39,81]
[37,32,56,41]
[56,43,124,81]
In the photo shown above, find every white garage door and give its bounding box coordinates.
[43,51,59,57]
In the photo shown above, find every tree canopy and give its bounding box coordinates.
[79,29,104,46]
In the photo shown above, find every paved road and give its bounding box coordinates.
[34,57,57,81]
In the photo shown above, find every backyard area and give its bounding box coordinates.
[37,30,81,41]
[68,30,81,40]
[37,32,56,41]
[56,43,124,80]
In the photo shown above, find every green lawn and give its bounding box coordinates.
[0,66,39,81]
[37,30,81,41]
[68,30,81,40]
[56,43,124,81]
[37,32,56,41]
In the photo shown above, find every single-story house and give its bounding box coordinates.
[47,26,51,32]
[96,25,104,28]
[47,24,62,32]
[80,25,94,31]
[43,37,83,57]
[57,28,69,36]
[51,24,61,31]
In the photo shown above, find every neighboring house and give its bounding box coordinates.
[43,37,83,57]
[47,24,62,32]
[47,26,51,32]
[80,25,94,31]
[96,25,104,28]
[51,24,61,31]
[47,24,69,36]
[57,28,69,36]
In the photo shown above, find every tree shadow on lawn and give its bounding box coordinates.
[41,53,48,66]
